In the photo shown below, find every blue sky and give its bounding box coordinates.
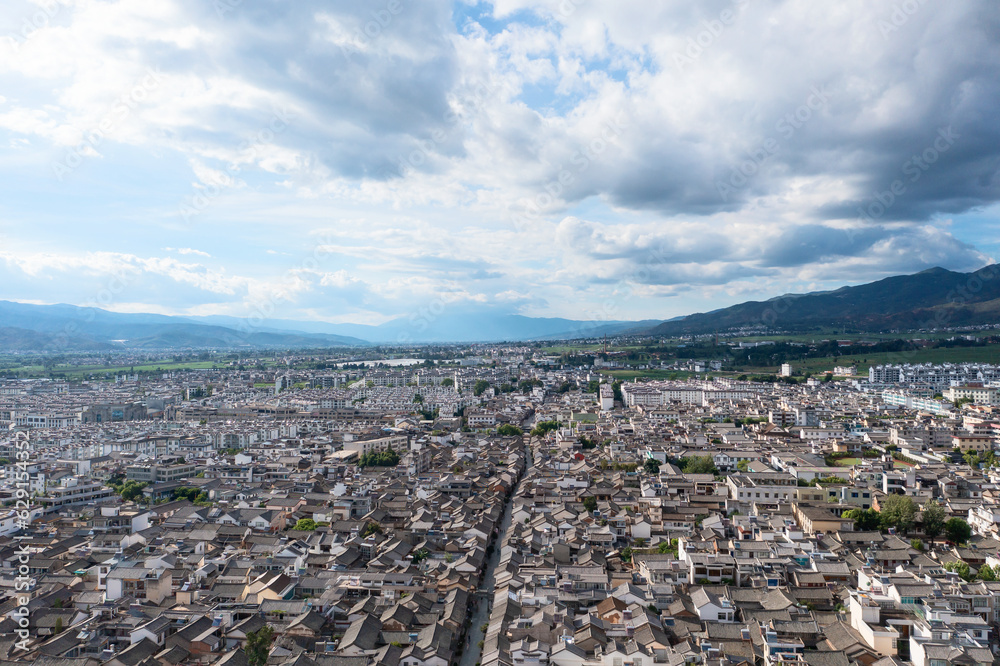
[0,0,998,326]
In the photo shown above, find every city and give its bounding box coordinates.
[3,1,1000,665]
[3,342,1000,666]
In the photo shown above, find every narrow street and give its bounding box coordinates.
[458,442,533,666]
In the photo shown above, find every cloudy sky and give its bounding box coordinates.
[1,0,998,327]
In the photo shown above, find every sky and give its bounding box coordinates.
[1,0,998,328]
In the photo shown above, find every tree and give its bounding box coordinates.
[920,501,946,539]
[963,450,980,468]
[879,494,917,533]
[359,447,400,467]
[441,378,454,387]
[736,459,750,472]
[620,546,633,563]
[843,508,882,531]
[360,522,383,538]
[978,563,998,581]
[119,481,147,502]
[413,393,424,404]
[582,496,597,512]
[643,458,662,475]
[473,380,491,396]
[54,617,63,634]
[496,424,523,437]
[293,518,317,531]
[530,420,561,437]
[680,455,718,475]
[246,625,275,666]
[411,548,430,564]
[657,538,678,556]
[944,560,973,582]
[944,517,972,544]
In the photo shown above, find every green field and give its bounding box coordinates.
[831,457,861,466]
[741,344,1000,375]
[3,360,220,379]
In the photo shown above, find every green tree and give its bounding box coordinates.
[530,420,561,437]
[360,522,383,538]
[944,517,972,544]
[119,481,147,502]
[246,625,275,666]
[413,393,424,404]
[643,458,661,475]
[736,459,749,472]
[582,496,597,512]
[441,378,454,387]
[978,563,998,581]
[473,380,491,396]
[843,508,882,531]
[879,494,917,533]
[963,450,980,468]
[920,501,946,539]
[657,538,678,556]
[496,424,523,437]
[680,455,718,475]
[54,617,63,634]
[620,546,633,563]
[411,548,430,564]
[359,447,400,467]
[293,518,317,531]
[944,560,973,582]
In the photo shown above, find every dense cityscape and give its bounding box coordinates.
[2,343,1000,666]
[4,0,1000,665]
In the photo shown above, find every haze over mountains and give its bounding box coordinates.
[0,300,654,349]
[0,265,997,350]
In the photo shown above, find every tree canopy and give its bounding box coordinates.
[879,494,916,532]
[920,501,946,539]
[359,447,400,467]
[679,455,718,475]
[944,517,972,544]
[293,518,317,531]
[246,625,275,666]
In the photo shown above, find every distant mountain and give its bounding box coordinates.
[184,312,656,343]
[0,301,655,348]
[0,301,368,350]
[0,326,114,352]
[650,265,1000,335]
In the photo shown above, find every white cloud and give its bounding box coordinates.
[0,0,997,323]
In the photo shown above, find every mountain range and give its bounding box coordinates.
[651,264,1000,336]
[0,300,653,350]
[1,264,997,349]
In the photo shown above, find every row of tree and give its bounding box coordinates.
[843,497,972,542]
[358,447,400,468]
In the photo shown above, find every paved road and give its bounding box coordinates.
[458,443,532,666]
